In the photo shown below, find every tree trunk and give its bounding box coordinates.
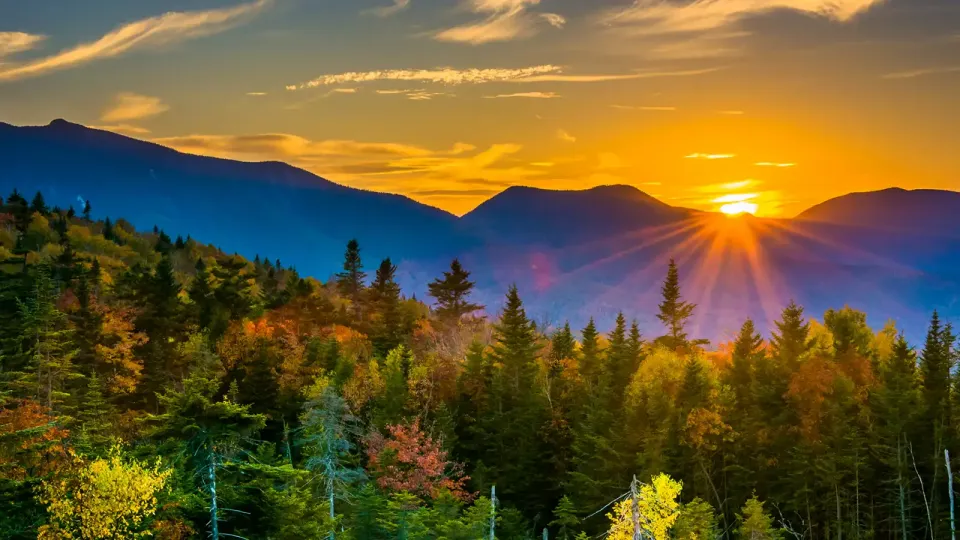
[208,451,219,540]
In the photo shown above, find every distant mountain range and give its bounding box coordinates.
[2,119,959,343]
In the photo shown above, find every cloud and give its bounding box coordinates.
[0,0,270,82]
[288,65,562,89]
[288,65,721,90]
[101,92,170,122]
[882,66,960,79]
[152,133,443,159]
[697,179,761,192]
[247,91,268,96]
[411,188,502,196]
[364,0,411,17]
[540,13,567,28]
[712,193,758,203]
[600,0,882,59]
[406,91,453,100]
[0,32,46,57]
[512,66,723,82]
[602,0,883,36]
[433,0,564,44]
[755,161,795,167]
[484,91,561,98]
[611,104,676,111]
[557,129,577,143]
[718,110,744,114]
[90,124,153,136]
[685,152,735,159]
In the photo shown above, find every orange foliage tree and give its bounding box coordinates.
[365,418,472,501]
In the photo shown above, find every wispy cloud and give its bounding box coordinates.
[718,110,745,115]
[697,179,760,192]
[512,66,723,82]
[407,91,453,100]
[90,124,153,136]
[288,65,561,89]
[602,0,883,36]
[247,91,268,96]
[101,92,170,122]
[485,91,561,98]
[433,0,564,44]
[686,152,735,159]
[882,66,960,79]
[363,0,411,17]
[600,0,882,59]
[0,0,270,82]
[611,104,676,111]
[287,65,721,90]
[0,32,46,57]
[755,162,795,167]
[557,129,577,143]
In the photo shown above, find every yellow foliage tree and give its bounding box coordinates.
[37,445,171,539]
[606,473,683,540]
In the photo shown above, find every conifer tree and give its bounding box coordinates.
[189,257,215,330]
[580,318,601,386]
[29,191,48,216]
[730,318,764,405]
[82,199,92,221]
[336,239,366,318]
[550,322,576,365]
[428,259,483,324]
[369,258,403,355]
[656,259,696,350]
[770,301,810,367]
[134,255,186,409]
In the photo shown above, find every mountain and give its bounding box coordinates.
[796,187,960,234]
[0,120,476,283]
[2,119,960,342]
[461,184,694,247]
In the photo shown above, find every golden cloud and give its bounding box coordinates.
[484,91,561,98]
[882,66,960,79]
[0,0,270,82]
[101,93,170,122]
[0,32,46,57]
[364,0,411,17]
[433,0,563,45]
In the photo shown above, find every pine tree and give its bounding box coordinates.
[550,322,576,365]
[83,199,92,221]
[730,318,764,405]
[656,259,696,350]
[12,264,80,412]
[189,257,215,330]
[428,259,483,324]
[134,255,187,410]
[149,370,266,540]
[336,239,366,318]
[550,496,581,540]
[580,318,602,386]
[29,191,48,216]
[770,301,810,367]
[369,258,403,355]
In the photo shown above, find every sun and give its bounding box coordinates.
[720,201,759,216]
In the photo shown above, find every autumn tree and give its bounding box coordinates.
[735,495,783,540]
[366,417,471,501]
[37,446,171,539]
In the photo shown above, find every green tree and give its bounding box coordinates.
[550,496,581,539]
[29,191,48,216]
[370,258,403,355]
[336,239,366,317]
[656,259,696,350]
[735,495,783,540]
[428,259,483,324]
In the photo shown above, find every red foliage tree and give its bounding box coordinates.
[365,418,472,501]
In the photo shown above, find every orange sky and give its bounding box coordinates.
[1,0,957,216]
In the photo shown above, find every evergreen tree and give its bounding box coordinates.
[580,318,601,387]
[134,255,187,409]
[770,301,810,367]
[29,191,48,216]
[428,259,483,324]
[656,259,696,350]
[189,258,215,330]
[730,318,764,405]
[550,322,576,365]
[336,239,366,318]
[82,199,92,221]
[369,258,403,355]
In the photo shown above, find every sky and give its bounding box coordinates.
[1,0,958,217]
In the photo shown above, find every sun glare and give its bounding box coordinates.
[720,201,759,215]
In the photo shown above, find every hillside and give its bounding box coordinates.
[0,193,956,539]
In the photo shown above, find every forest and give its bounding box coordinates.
[0,188,957,540]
